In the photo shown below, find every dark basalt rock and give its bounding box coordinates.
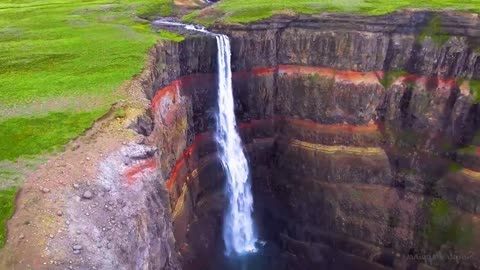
[214,11,480,78]
[138,10,480,270]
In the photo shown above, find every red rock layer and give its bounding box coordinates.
[150,65,466,113]
[165,133,213,191]
[164,117,379,192]
[124,158,157,185]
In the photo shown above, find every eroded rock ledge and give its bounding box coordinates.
[145,10,480,270]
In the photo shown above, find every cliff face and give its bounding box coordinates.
[145,11,480,270]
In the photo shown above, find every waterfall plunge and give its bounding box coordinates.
[215,34,257,255]
[152,20,257,255]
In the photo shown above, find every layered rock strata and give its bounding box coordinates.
[145,11,480,270]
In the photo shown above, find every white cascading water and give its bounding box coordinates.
[152,20,257,255]
[215,34,257,255]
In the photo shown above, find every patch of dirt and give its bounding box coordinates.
[174,0,207,8]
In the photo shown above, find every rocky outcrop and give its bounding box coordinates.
[146,10,480,270]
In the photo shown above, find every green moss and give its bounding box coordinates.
[458,145,476,155]
[417,14,450,46]
[0,187,17,248]
[114,108,127,119]
[0,110,106,161]
[307,73,322,85]
[470,80,480,104]
[425,199,474,248]
[380,70,408,89]
[448,162,463,172]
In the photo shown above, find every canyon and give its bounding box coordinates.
[146,10,480,270]
[2,9,480,270]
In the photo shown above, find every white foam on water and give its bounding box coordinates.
[215,34,257,255]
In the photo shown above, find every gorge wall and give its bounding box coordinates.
[143,11,480,270]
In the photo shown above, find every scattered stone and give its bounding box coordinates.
[73,183,80,189]
[57,211,63,217]
[19,234,25,240]
[72,244,83,250]
[76,230,82,235]
[82,191,93,199]
[65,220,70,225]
[73,249,81,255]
[128,145,157,160]
[86,157,91,161]
[49,234,54,239]
[41,187,50,193]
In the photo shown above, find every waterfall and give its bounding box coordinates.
[152,20,257,255]
[215,34,257,255]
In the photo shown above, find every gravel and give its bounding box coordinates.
[82,191,93,199]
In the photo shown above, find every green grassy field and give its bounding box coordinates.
[184,0,480,25]
[0,0,181,248]
[0,0,181,107]
[0,187,17,248]
[0,110,106,161]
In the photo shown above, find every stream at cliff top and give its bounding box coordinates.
[153,20,258,256]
